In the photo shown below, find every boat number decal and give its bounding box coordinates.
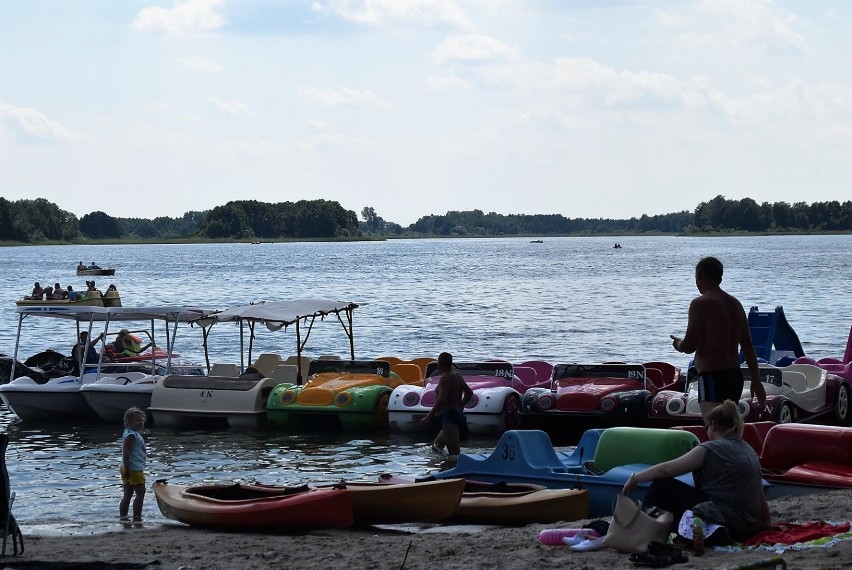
[199,390,213,403]
[494,369,513,378]
[501,442,516,462]
[627,370,643,379]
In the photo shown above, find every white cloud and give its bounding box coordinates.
[297,85,388,107]
[656,0,809,55]
[0,103,77,142]
[311,0,474,30]
[179,56,223,74]
[433,34,519,63]
[132,0,225,36]
[208,97,252,117]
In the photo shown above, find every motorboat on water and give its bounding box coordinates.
[75,263,116,276]
[0,305,209,422]
[148,299,359,428]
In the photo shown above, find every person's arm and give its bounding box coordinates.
[739,315,766,404]
[87,333,104,350]
[671,299,702,354]
[621,445,707,495]
[460,375,473,406]
[122,434,133,475]
[421,377,447,423]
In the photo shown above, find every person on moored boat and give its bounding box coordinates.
[73,331,104,374]
[77,261,86,271]
[26,282,44,300]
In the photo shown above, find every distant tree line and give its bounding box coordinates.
[0,195,849,244]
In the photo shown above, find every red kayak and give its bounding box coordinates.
[153,480,353,531]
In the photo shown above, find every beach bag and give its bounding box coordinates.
[602,494,673,553]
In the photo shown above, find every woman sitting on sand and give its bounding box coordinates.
[621,400,770,542]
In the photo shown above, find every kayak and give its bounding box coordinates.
[452,480,589,525]
[326,478,466,525]
[152,480,353,531]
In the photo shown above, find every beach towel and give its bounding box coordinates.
[715,521,852,554]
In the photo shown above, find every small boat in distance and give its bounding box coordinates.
[530,239,543,243]
[76,262,116,276]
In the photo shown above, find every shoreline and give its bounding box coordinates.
[11,488,852,570]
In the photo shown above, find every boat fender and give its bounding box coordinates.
[537,528,599,546]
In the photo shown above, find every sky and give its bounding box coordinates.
[1,1,850,227]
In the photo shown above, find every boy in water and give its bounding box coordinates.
[119,407,147,523]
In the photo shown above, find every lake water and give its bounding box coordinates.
[1,236,850,535]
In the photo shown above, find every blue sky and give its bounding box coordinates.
[1,0,849,226]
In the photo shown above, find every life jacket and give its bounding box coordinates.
[123,334,142,355]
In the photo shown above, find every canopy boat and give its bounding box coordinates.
[148,299,359,429]
[0,305,208,422]
[152,480,353,531]
[429,427,698,518]
[16,288,121,308]
[318,477,465,525]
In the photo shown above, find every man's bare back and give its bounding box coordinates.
[685,289,749,373]
[670,257,766,415]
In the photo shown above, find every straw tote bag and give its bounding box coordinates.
[602,494,673,553]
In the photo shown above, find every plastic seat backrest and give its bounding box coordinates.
[375,356,403,366]
[284,355,312,384]
[252,353,281,377]
[513,366,539,388]
[593,427,699,472]
[318,354,341,360]
[271,364,297,384]
[644,367,665,391]
[741,421,774,455]
[516,360,554,384]
[391,363,423,385]
[209,363,240,377]
[410,357,437,378]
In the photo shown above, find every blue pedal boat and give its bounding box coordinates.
[428,427,699,518]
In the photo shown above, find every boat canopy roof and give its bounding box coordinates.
[205,299,358,328]
[15,305,211,323]
[199,299,359,383]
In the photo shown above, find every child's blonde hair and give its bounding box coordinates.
[123,407,146,425]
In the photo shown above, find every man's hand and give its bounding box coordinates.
[750,378,767,405]
[670,335,682,352]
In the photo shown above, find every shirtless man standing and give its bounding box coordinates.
[421,352,473,458]
[670,257,766,422]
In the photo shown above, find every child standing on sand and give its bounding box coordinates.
[119,407,147,522]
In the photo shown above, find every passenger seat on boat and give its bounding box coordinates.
[513,366,539,389]
[252,353,282,377]
[391,363,423,385]
[209,363,240,377]
[271,364,297,384]
[285,355,312,385]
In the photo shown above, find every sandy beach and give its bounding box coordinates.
[7,488,851,570]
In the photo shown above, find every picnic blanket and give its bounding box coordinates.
[716,521,852,554]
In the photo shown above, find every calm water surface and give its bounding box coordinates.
[1,236,850,534]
